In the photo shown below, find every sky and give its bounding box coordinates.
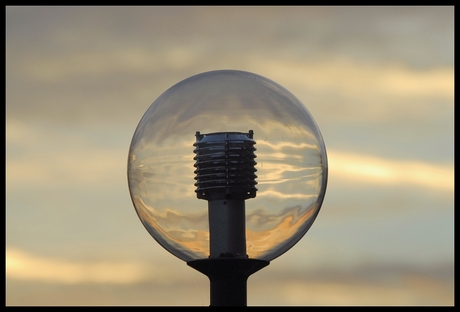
[6,6,454,306]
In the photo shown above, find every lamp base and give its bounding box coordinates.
[187,257,269,306]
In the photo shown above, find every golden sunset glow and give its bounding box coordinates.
[329,151,453,192]
[6,249,146,284]
[7,6,453,306]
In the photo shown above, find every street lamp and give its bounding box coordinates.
[127,70,328,306]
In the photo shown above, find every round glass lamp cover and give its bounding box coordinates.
[128,70,327,262]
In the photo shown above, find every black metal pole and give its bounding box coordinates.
[187,258,269,306]
[192,131,267,306]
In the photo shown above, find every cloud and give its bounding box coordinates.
[7,114,452,194]
[6,144,127,187]
[6,248,144,284]
[255,256,454,305]
[328,150,453,192]
[6,248,182,285]
[17,47,204,84]
[7,121,452,194]
[6,119,128,187]
[14,44,454,101]
[249,57,453,101]
[254,276,453,306]
[7,247,453,305]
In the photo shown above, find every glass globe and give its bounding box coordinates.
[128,70,327,262]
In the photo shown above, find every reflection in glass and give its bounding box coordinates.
[128,70,327,261]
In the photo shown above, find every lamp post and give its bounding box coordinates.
[127,70,327,306]
[188,130,269,306]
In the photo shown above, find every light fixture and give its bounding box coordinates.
[127,70,328,306]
